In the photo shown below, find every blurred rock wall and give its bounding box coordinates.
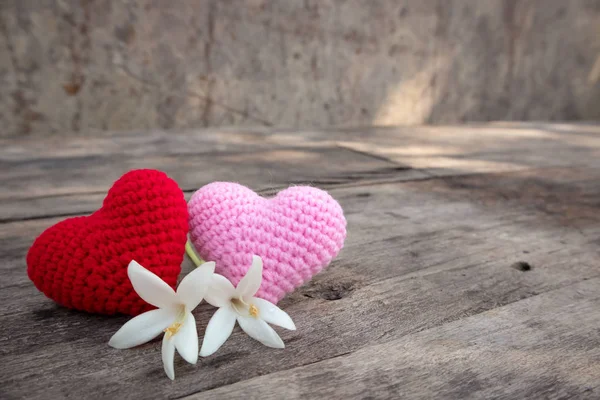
[0,0,599,136]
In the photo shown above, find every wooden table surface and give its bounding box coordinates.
[1,122,599,399]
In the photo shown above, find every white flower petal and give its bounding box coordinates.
[205,274,236,308]
[251,298,296,331]
[177,261,215,310]
[108,308,176,349]
[174,312,198,365]
[237,255,263,300]
[237,315,285,349]
[199,307,237,357]
[128,260,178,309]
[162,334,176,380]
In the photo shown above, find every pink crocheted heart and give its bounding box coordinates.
[188,183,346,303]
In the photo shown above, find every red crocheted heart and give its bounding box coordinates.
[27,169,188,316]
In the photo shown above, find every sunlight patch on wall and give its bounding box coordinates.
[373,64,438,126]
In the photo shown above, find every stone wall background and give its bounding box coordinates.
[0,0,599,137]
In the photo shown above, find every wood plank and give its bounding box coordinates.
[245,124,600,171]
[0,128,277,161]
[0,145,402,199]
[191,278,600,400]
[1,165,599,399]
[333,123,600,176]
[3,123,598,221]
[4,122,596,159]
[0,145,419,221]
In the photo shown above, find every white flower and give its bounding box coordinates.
[109,260,215,380]
[200,255,296,357]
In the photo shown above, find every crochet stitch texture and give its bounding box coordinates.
[27,169,188,316]
[188,182,347,303]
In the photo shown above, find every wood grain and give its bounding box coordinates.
[191,278,600,400]
[1,124,599,399]
[2,122,599,220]
[0,143,424,221]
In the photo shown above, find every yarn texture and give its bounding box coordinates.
[27,169,188,316]
[188,182,347,303]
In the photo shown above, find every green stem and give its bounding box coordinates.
[185,240,204,267]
